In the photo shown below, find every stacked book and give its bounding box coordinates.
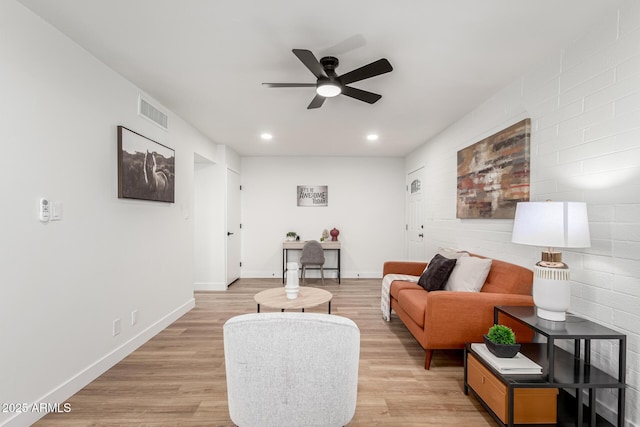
[471,343,542,374]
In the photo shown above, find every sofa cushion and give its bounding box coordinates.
[481,258,533,294]
[397,289,429,328]
[389,280,423,300]
[418,254,457,291]
[446,256,492,292]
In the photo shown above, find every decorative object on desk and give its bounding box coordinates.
[285,262,300,299]
[456,119,530,219]
[484,324,520,358]
[297,185,328,207]
[286,231,298,241]
[321,229,329,242]
[330,227,340,241]
[511,201,591,321]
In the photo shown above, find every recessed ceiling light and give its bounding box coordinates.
[260,133,273,140]
[366,134,379,141]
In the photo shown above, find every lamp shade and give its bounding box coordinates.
[511,201,591,248]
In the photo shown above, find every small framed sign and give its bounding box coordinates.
[297,185,328,207]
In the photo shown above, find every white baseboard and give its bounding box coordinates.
[241,271,282,279]
[193,281,227,291]
[4,298,195,427]
[241,271,381,279]
[343,271,382,279]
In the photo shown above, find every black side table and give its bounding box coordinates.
[492,306,626,427]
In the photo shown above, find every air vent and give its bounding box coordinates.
[138,96,168,130]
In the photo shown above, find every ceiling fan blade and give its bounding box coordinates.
[341,86,382,104]
[339,58,393,85]
[292,49,327,79]
[262,83,316,88]
[307,94,326,109]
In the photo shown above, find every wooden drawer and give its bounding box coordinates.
[467,354,558,424]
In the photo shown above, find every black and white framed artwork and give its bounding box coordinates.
[117,126,175,203]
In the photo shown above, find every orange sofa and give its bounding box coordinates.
[383,255,534,369]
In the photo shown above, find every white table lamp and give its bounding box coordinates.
[512,201,591,321]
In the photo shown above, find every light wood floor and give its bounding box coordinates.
[35,278,494,426]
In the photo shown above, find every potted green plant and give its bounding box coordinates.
[286,231,298,241]
[483,324,520,358]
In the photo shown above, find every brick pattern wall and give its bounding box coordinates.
[410,2,640,424]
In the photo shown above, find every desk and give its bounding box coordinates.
[282,241,341,284]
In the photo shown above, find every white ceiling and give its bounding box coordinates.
[18,0,621,157]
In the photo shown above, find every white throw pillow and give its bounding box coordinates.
[437,247,470,260]
[446,256,492,292]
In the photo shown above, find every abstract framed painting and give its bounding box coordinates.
[456,119,530,219]
[117,126,175,203]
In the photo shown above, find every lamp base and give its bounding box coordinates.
[541,250,562,264]
[536,307,567,321]
[533,264,571,322]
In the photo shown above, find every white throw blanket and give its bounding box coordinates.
[380,274,419,321]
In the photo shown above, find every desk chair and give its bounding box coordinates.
[223,312,360,427]
[300,240,325,285]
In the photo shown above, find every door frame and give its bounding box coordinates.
[406,166,425,260]
[225,168,241,285]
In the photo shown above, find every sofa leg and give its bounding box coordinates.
[424,350,433,370]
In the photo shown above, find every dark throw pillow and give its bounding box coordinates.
[418,254,457,291]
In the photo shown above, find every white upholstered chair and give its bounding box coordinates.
[300,240,325,285]
[223,312,360,427]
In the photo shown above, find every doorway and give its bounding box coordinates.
[193,153,222,290]
[406,167,425,260]
[226,168,241,285]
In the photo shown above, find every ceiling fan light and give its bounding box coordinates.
[316,82,341,97]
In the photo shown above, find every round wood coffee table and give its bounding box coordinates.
[254,287,333,314]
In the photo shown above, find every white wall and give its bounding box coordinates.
[407,2,640,424]
[240,156,405,279]
[193,156,226,290]
[0,2,218,426]
[193,145,242,290]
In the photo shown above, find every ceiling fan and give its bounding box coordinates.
[262,49,393,109]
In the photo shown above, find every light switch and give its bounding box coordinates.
[51,201,61,221]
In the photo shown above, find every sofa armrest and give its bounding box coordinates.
[422,291,534,348]
[383,261,427,277]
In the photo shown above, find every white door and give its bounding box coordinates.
[226,169,241,285]
[406,167,425,260]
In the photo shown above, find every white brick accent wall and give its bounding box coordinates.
[408,1,640,424]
